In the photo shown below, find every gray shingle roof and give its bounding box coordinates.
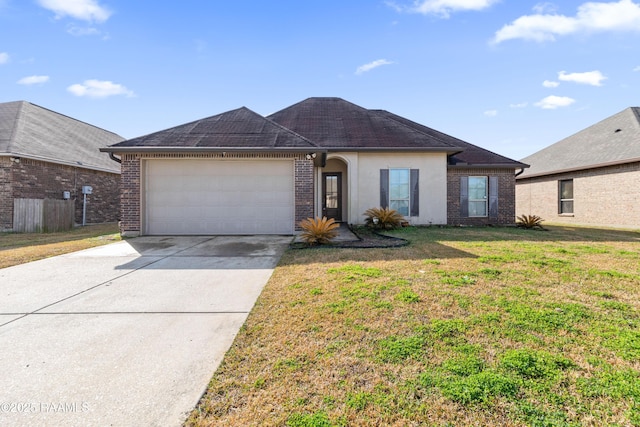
[373,109,527,168]
[0,101,123,173]
[519,107,640,178]
[107,107,319,151]
[104,97,524,170]
[267,97,462,152]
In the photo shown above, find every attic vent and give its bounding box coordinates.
[614,129,622,133]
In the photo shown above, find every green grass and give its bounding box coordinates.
[186,225,640,427]
[0,223,121,268]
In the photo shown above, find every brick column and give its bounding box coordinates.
[294,159,314,230]
[0,157,12,230]
[120,154,141,236]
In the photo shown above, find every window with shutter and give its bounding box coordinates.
[380,168,419,216]
[461,176,497,218]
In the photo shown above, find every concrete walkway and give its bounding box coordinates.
[0,235,290,427]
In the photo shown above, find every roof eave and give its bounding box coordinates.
[448,162,530,169]
[517,157,640,180]
[324,147,464,154]
[0,152,120,174]
[100,146,327,154]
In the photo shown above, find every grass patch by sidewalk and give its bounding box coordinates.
[186,225,640,427]
[0,223,121,268]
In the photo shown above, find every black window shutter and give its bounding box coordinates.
[489,176,499,219]
[380,169,389,208]
[460,177,469,217]
[410,169,419,216]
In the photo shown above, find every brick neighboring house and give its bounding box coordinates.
[516,107,640,229]
[0,101,124,231]
[101,97,527,236]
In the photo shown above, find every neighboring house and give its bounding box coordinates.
[516,107,640,229]
[0,101,124,231]
[101,97,526,236]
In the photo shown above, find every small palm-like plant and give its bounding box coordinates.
[516,214,545,230]
[298,216,340,245]
[364,207,405,230]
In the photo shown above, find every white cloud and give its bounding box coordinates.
[37,0,112,23]
[535,95,576,109]
[543,80,560,88]
[493,0,640,43]
[510,102,528,108]
[558,70,607,86]
[67,25,101,36]
[67,79,134,98]
[633,65,640,71]
[484,109,498,117]
[390,0,499,18]
[355,59,394,75]
[0,52,9,64]
[532,2,558,14]
[17,75,50,85]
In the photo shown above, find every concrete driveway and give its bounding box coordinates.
[0,235,290,427]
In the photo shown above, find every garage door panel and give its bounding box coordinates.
[145,160,295,235]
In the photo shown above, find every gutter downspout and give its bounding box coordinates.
[108,152,122,164]
[515,168,525,177]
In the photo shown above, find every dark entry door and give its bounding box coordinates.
[322,173,342,221]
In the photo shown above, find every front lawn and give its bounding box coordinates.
[187,225,640,427]
[0,223,121,268]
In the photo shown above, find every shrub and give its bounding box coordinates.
[516,214,545,230]
[364,207,404,230]
[298,216,340,245]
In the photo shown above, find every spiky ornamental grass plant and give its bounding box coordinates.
[516,214,546,230]
[298,216,340,245]
[364,207,405,230]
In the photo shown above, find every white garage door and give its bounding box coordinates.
[145,159,294,235]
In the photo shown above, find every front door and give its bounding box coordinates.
[322,173,342,221]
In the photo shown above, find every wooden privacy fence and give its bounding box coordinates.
[13,198,75,233]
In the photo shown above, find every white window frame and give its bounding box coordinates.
[559,179,574,214]
[389,168,410,217]
[468,176,488,217]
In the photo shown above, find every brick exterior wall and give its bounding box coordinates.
[516,162,640,229]
[117,153,314,236]
[119,154,142,236]
[447,168,517,226]
[0,156,120,231]
[294,159,314,229]
[0,157,12,230]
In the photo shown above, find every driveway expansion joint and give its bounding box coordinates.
[1,237,219,328]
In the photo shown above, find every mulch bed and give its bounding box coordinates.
[290,226,409,249]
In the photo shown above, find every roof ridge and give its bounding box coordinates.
[258,108,322,149]
[521,106,640,162]
[370,109,461,150]
[519,106,640,178]
[115,107,245,143]
[629,107,640,128]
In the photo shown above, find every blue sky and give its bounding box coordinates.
[1,0,639,160]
